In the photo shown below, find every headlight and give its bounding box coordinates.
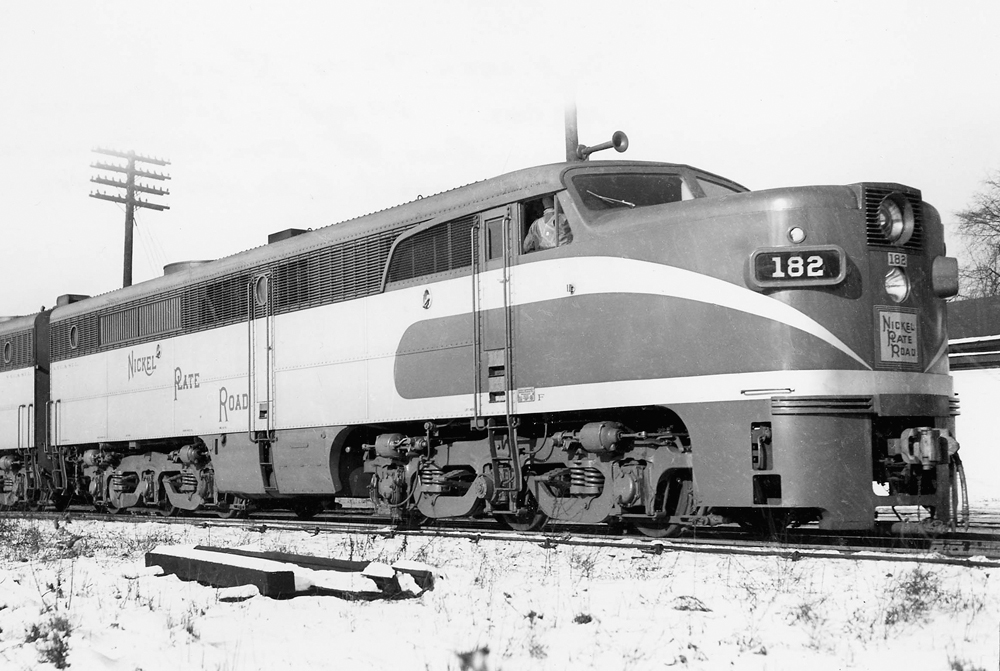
[877,195,915,245]
[884,267,910,303]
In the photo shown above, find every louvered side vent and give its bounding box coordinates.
[0,330,34,371]
[388,214,476,283]
[272,224,413,312]
[193,274,251,328]
[99,297,182,345]
[450,215,475,269]
[862,185,924,250]
[51,316,100,361]
[273,256,312,311]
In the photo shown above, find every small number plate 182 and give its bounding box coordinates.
[750,246,846,288]
[887,252,908,267]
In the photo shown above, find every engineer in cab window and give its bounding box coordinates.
[523,195,572,253]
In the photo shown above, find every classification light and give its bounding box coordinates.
[788,227,807,243]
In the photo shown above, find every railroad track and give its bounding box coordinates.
[876,505,1000,530]
[5,505,1000,569]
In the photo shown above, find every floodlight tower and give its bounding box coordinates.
[89,149,171,288]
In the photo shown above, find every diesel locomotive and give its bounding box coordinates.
[0,133,964,534]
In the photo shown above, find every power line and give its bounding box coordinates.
[133,216,159,279]
[134,210,169,277]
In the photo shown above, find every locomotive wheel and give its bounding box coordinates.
[156,501,181,517]
[104,481,127,515]
[216,495,248,519]
[155,483,181,517]
[633,476,694,539]
[495,494,547,532]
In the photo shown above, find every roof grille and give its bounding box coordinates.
[862,185,924,250]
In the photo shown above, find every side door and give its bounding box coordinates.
[248,273,274,436]
[472,205,520,420]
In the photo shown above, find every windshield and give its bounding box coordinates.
[571,173,694,214]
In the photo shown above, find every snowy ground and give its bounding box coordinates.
[1,517,997,671]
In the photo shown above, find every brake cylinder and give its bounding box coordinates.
[577,422,625,453]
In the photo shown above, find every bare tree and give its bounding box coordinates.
[956,170,1000,298]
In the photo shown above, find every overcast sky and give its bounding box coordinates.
[1,1,998,316]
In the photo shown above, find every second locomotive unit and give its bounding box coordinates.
[0,133,963,534]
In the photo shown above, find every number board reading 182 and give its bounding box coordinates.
[750,246,846,289]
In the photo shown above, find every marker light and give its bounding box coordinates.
[884,267,910,303]
[877,195,915,245]
[788,227,806,243]
[932,256,959,298]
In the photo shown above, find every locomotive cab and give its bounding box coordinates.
[504,166,963,532]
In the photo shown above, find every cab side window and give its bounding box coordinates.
[486,217,504,261]
[521,194,572,254]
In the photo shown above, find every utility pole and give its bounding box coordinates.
[89,149,171,288]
